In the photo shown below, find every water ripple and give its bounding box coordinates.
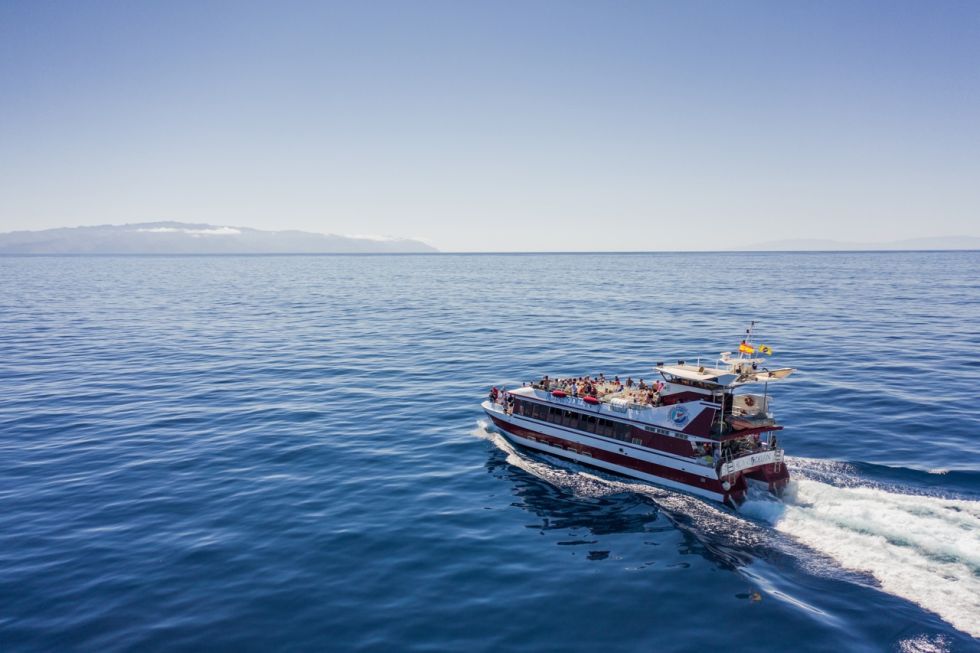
[1,252,978,652]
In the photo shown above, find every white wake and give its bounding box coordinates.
[476,421,980,638]
[743,468,980,638]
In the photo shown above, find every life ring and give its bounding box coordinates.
[744,396,755,407]
[551,390,567,398]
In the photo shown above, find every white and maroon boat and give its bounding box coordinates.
[482,333,794,508]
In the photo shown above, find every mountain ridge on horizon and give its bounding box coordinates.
[733,235,980,251]
[1,222,977,254]
[0,221,438,254]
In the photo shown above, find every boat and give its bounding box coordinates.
[482,325,794,507]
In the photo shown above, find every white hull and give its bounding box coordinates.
[483,400,729,503]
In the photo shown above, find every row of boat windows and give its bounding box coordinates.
[513,400,637,441]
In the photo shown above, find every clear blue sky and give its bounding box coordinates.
[1,1,978,251]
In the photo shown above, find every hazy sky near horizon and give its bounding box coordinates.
[1,1,978,251]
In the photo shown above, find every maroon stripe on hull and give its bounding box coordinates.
[681,407,717,437]
[631,427,695,457]
[489,415,727,496]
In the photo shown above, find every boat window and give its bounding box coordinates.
[563,410,578,427]
[613,422,630,440]
[549,407,562,423]
[580,414,597,433]
[532,403,548,420]
[597,418,614,437]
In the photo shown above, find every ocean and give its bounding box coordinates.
[1,251,978,652]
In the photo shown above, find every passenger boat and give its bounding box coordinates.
[482,327,794,508]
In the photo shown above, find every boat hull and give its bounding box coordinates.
[482,401,749,506]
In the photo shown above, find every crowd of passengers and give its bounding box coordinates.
[532,374,666,406]
[488,386,513,410]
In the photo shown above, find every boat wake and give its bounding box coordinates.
[475,420,980,639]
[743,458,980,639]
[472,420,817,566]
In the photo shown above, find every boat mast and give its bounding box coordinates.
[724,320,756,434]
[739,320,756,362]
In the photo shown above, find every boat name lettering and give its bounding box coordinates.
[721,450,782,475]
[644,425,681,437]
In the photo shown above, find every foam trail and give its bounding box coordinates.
[745,472,980,638]
[477,422,980,637]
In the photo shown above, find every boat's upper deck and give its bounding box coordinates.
[501,385,779,442]
[502,354,791,440]
[515,381,710,429]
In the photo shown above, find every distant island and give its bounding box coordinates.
[2,223,977,254]
[0,222,438,254]
[735,236,980,251]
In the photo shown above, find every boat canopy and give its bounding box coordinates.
[657,364,739,387]
[657,354,794,389]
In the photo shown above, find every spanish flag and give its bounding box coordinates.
[738,342,755,354]
[758,344,773,355]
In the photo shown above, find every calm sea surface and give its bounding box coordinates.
[1,252,978,652]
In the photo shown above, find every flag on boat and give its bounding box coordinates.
[738,342,755,354]
[758,344,773,355]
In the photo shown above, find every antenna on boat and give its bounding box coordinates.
[737,320,757,362]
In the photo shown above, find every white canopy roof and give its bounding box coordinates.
[657,357,794,388]
[657,364,739,386]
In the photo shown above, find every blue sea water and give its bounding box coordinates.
[1,251,978,652]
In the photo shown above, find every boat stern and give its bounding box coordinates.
[745,462,791,496]
[718,446,790,502]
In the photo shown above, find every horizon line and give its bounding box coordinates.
[2,248,979,257]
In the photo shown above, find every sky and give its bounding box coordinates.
[1,1,978,252]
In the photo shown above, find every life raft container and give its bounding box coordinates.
[609,398,629,412]
[582,395,600,405]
